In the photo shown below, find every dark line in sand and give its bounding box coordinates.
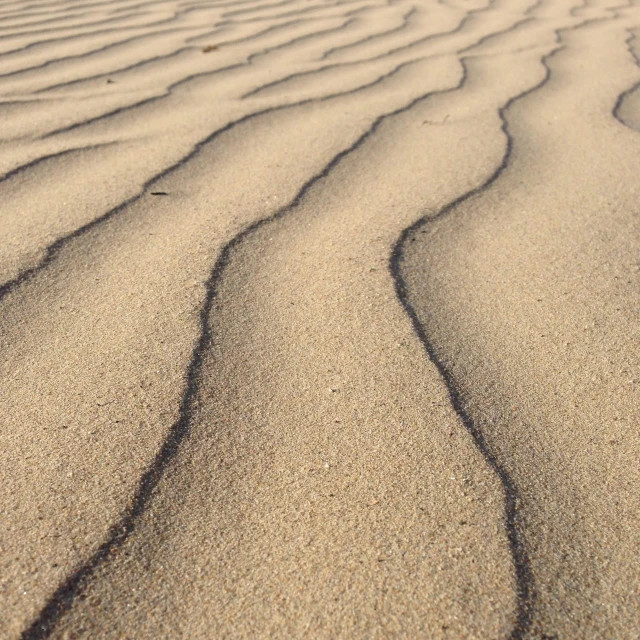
[0,53,425,306]
[0,9,151,40]
[39,2,369,138]
[243,0,500,98]
[220,0,363,25]
[613,28,640,131]
[389,61,542,640]
[35,17,244,93]
[0,142,116,184]
[20,57,470,640]
[388,8,632,637]
[319,5,417,61]
[0,22,203,81]
[221,0,298,20]
[0,9,184,58]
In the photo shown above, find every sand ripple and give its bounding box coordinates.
[0,0,638,637]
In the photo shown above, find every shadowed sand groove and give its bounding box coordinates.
[398,5,640,639]
[613,28,640,130]
[389,10,636,636]
[0,0,536,296]
[0,53,444,300]
[2,0,640,637]
[387,27,572,640]
[23,58,498,639]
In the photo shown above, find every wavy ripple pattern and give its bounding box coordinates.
[0,0,638,637]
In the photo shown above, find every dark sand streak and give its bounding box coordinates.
[388,9,632,638]
[0,141,117,184]
[0,53,431,305]
[39,3,372,138]
[243,0,499,97]
[319,6,417,60]
[0,24,206,80]
[613,29,640,130]
[19,60,471,640]
[0,10,187,57]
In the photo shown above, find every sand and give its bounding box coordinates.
[0,0,638,637]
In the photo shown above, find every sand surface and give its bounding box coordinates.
[0,0,638,637]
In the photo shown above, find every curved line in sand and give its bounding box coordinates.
[0,49,429,298]
[3,0,522,295]
[612,29,640,132]
[243,0,500,97]
[20,59,474,640]
[36,3,374,138]
[32,5,368,94]
[388,6,635,636]
[220,0,366,24]
[0,141,117,184]
[0,23,208,80]
[0,9,158,40]
[319,5,417,61]
[30,12,345,94]
[0,9,193,58]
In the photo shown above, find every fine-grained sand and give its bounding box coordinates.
[0,0,638,638]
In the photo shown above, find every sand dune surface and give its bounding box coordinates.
[0,0,639,638]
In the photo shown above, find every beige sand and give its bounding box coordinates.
[0,0,638,637]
